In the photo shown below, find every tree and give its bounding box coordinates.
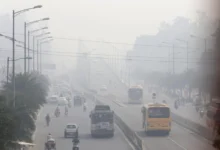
[0,72,50,150]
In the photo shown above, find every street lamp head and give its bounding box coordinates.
[33,5,42,9]
[42,18,50,21]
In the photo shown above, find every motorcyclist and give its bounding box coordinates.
[45,137,56,150]
[65,105,68,115]
[174,100,178,109]
[72,134,80,150]
[47,133,52,141]
[83,103,87,112]
[46,114,50,126]
[55,106,60,114]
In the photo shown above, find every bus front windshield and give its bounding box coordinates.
[148,107,170,118]
[128,88,143,100]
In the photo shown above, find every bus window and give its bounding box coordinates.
[148,107,170,118]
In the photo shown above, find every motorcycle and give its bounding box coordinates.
[174,101,178,109]
[199,108,205,118]
[68,103,72,108]
[46,119,50,126]
[65,110,68,116]
[83,105,87,112]
[55,110,60,118]
[72,144,79,150]
[72,139,80,150]
[45,140,56,150]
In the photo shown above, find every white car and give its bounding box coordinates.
[47,95,59,104]
[64,123,79,138]
[58,97,68,106]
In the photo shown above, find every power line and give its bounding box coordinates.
[0,47,204,60]
[0,32,201,50]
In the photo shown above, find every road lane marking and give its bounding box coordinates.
[168,137,188,150]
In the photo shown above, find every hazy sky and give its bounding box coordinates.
[0,0,210,44]
[0,0,214,71]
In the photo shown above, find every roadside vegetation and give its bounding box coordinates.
[0,72,50,150]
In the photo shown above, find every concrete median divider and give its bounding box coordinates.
[97,99,145,150]
[114,112,145,150]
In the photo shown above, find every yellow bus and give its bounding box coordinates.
[141,103,171,135]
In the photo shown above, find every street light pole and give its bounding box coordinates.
[12,10,15,108]
[12,5,42,108]
[172,44,175,74]
[24,22,27,73]
[28,31,30,72]
[33,36,35,71]
[39,38,53,73]
[37,40,39,71]
[7,57,9,84]
[40,43,42,73]
[186,41,189,71]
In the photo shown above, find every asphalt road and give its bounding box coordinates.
[33,99,133,150]
[99,59,207,127]
[90,59,216,150]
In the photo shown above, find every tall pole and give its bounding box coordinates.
[204,38,207,52]
[37,40,39,71]
[88,55,91,89]
[7,57,9,84]
[24,22,27,73]
[186,42,188,71]
[28,31,30,72]
[128,60,131,87]
[12,10,15,108]
[172,44,175,74]
[40,43,42,73]
[33,36,35,71]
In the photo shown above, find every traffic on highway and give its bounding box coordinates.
[0,1,219,150]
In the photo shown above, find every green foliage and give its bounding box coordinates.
[0,72,50,150]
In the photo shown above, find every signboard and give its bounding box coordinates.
[152,93,156,99]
